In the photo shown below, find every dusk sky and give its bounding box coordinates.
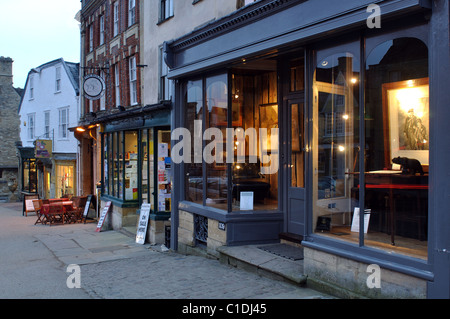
[0,0,81,89]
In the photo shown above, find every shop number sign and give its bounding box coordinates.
[136,203,151,244]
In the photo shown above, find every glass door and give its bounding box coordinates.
[286,99,306,235]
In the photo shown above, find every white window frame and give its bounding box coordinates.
[58,107,69,139]
[89,24,94,52]
[27,113,35,140]
[29,76,34,100]
[55,66,61,93]
[115,64,121,107]
[100,70,106,110]
[44,111,50,138]
[129,56,138,105]
[159,46,170,101]
[160,0,174,21]
[113,2,119,37]
[99,15,105,45]
[128,0,136,27]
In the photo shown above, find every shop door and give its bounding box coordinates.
[286,99,306,235]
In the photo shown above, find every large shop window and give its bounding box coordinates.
[313,48,360,240]
[55,164,75,198]
[313,37,429,260]
[103,131,138,201]
[103,128,172,213]
[364,38,428,259]
[183,63,279,212]
[23,159,37,193]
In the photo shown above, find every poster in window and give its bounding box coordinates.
[382,78,429,166]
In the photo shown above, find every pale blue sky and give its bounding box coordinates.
[0,0,81,89]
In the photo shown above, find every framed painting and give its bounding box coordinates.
[382,78,429,167]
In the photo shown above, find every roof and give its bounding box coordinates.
[18,58,80,113]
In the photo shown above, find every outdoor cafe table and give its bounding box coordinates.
[40,201,74,225]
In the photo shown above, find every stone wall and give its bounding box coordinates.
[0,57,21,202]
[177,210,227,258]
[303,247,427,299]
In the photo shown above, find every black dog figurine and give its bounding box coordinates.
[392,156,424,175]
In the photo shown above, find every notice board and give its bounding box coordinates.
[96,201,111,232]
[136,203,151,244]
[82,195,93,223]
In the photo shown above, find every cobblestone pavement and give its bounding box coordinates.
[0,202,333,300]
[80,249,330,299]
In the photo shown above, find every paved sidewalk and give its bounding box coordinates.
[0,201,334,300]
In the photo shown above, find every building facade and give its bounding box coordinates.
[77,0,249,240]
[0,57,21,202]
[18,58,79,200]
[166,0,450,298]
[77,0,144,233]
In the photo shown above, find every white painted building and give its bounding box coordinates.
[18,58,80,199]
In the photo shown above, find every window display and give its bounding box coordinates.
[183,64,280,212]
[312,49,360,236]
[124,131,138,200]
[365,38,428,258]
[310,37,429,260]
[55,164,75,198]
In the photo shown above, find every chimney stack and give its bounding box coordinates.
[0,56,14,86]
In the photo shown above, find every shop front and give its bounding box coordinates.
[98,103,172,243]
[166,0,450,298]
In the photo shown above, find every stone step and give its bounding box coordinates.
[217,244,307,287]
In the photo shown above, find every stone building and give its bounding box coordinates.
[0,57,21,202]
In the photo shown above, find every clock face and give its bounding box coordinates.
[83,74,105,100]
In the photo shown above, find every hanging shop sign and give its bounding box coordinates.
[83,74,105,100]
[35,139,52,158]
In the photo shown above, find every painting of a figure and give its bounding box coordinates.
[383,78,429,165]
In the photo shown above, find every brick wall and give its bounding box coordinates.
[82,0,141,115]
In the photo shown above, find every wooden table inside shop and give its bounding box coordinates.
[356,171,428,245]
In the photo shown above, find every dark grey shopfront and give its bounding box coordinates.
[166,0,450,298]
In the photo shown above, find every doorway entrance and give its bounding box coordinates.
[282,55,307,238]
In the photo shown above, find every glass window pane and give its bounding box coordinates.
[56,164,75,198]
[185,80,203,204]
[291,103,304,188]
[313,51,360,238]
[157,130,171,212]
[103,134,109,195]
[124,131,138,200]
[141,130,149,204]
[230,69,278,211]
[365,38,428,259]
[205,74,228,210]
[112,132,119,198]
[290,58,304,92]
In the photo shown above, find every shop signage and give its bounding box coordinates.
[96,201,111,232]
[351,207,371,234]
[82,195,93,223]
[136,203,151,244]
[83,74,105,100]
[35,139,52,158]
[240,192,254,211]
